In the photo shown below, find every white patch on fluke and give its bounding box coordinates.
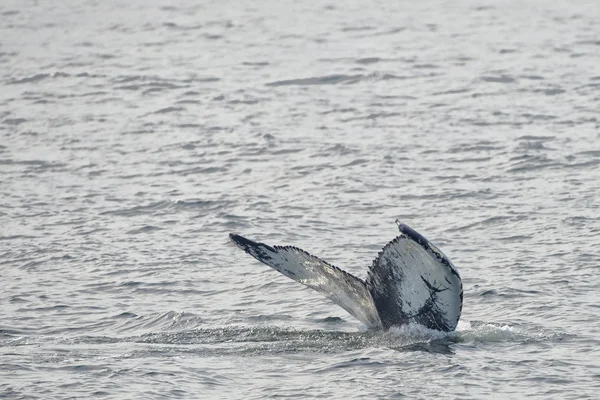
[229,221,463,332]
[228,234,381,328]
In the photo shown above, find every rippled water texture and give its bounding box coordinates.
[1,0,600,398]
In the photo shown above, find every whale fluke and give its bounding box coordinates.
[229,221,463,332]
[229,233,382,328]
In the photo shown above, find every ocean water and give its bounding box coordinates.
[1,0,600,398]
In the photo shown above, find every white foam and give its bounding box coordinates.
[455,320,525,342]
[385,322,452,343]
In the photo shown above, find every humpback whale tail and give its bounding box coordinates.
[229,220,463,332]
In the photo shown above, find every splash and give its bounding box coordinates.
[453,320,568,343]
[386,322,452,341]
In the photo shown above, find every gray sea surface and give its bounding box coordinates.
[1,0,600,399]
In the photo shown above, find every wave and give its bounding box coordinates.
[266,72,412,87]
[2,312,570,357]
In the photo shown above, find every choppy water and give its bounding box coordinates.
[1,0,600,398]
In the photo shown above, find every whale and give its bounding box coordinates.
[229,220,463,332]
